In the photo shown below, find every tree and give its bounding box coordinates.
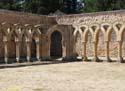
[0,0,84,14]
[82,0,125,13]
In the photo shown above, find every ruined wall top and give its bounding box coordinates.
[55,10,125,25]
[0,9,125,28]
[0,9,57,26]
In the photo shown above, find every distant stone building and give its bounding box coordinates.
[0,9,125,64]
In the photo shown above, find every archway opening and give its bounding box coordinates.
[0,31,4,63]
[75,31,82,58]
[109,29,118,61]
[97,30,105,58]
[86,31,93,60]
[31,39,36,61]
[122,29,125,59]
[8,33,16,63]
[50,31,62,59]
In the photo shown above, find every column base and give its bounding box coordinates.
[117,57,124,63]
[27,57,30,62]
[4,58,8,64]
[82,57,88,61]
[16,57,20,63]
[37,58,41,62]
[104,57,112,62]
[93,57,102,62]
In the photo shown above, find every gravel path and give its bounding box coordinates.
[0,62,125,91]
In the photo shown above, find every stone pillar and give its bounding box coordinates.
[83,42,87,61]
[117,41,124,63]
[93,42,100,62]
[105,41,112,62]
[36,41,40,61]
[26,40,31,62]
[4,41,8,64]
[15,40,20,63]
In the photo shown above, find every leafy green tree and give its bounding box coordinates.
[83,0,125,13]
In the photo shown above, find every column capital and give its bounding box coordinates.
[15,40,21,43]
[3,40,8,43]
[104,41,109,43]
[26,40,31,43]
[36,40,40,44]
[82,41,86,43]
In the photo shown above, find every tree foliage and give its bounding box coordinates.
[83,0,125,13]
[0,0,84,14]
[0,0,125,14]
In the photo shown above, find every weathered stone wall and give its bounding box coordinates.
[55,10,125,62]
[0,10,125,63]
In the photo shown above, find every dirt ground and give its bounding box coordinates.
[0,62,125,91]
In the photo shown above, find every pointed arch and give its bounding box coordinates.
[113,21,125,41]
[101,23,112,41]
[94,24,106,42]
[74,30,82,57]
[97,28,105,58]
[1,23,14,38]
[14,23,25,41]
[85,28,94,58]
[107,24,118,42]
[24,24,34,41]
[8,30,17,63]
[83,27,94,42]
[31,27,41,61]
[73,27,82,38]
[107,23,118,60]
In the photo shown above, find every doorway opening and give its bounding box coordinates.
[50,31,62,59]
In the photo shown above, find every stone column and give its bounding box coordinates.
[117,41,124,63]
[83,42,87,61]
[105,41,112,62]
[4,41,8,64]
[36,41,40,61]
[26,40,31,62]
[15,40,20,63]
[93,42,100,62]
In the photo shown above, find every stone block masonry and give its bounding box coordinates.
[0,10,125,64]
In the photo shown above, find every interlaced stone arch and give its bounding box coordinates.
[89,23,100,42]
[84,26,94,42]
[113,21,125,41]
[107,24,118,42]
[31,26,41,60]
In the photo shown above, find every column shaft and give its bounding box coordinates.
[4,41,8,64]
[26,41,31,62]
[93,42,100,62]
[36,42,40,61]
[16,41,20,63]
[105,41,111,62]
[118,41,124,62]
[83,42,87,61]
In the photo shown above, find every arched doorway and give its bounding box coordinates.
[50,31,62,58]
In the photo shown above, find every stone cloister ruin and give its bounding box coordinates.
[0,10,125,64]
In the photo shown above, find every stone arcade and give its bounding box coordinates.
[0,10,125,64]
